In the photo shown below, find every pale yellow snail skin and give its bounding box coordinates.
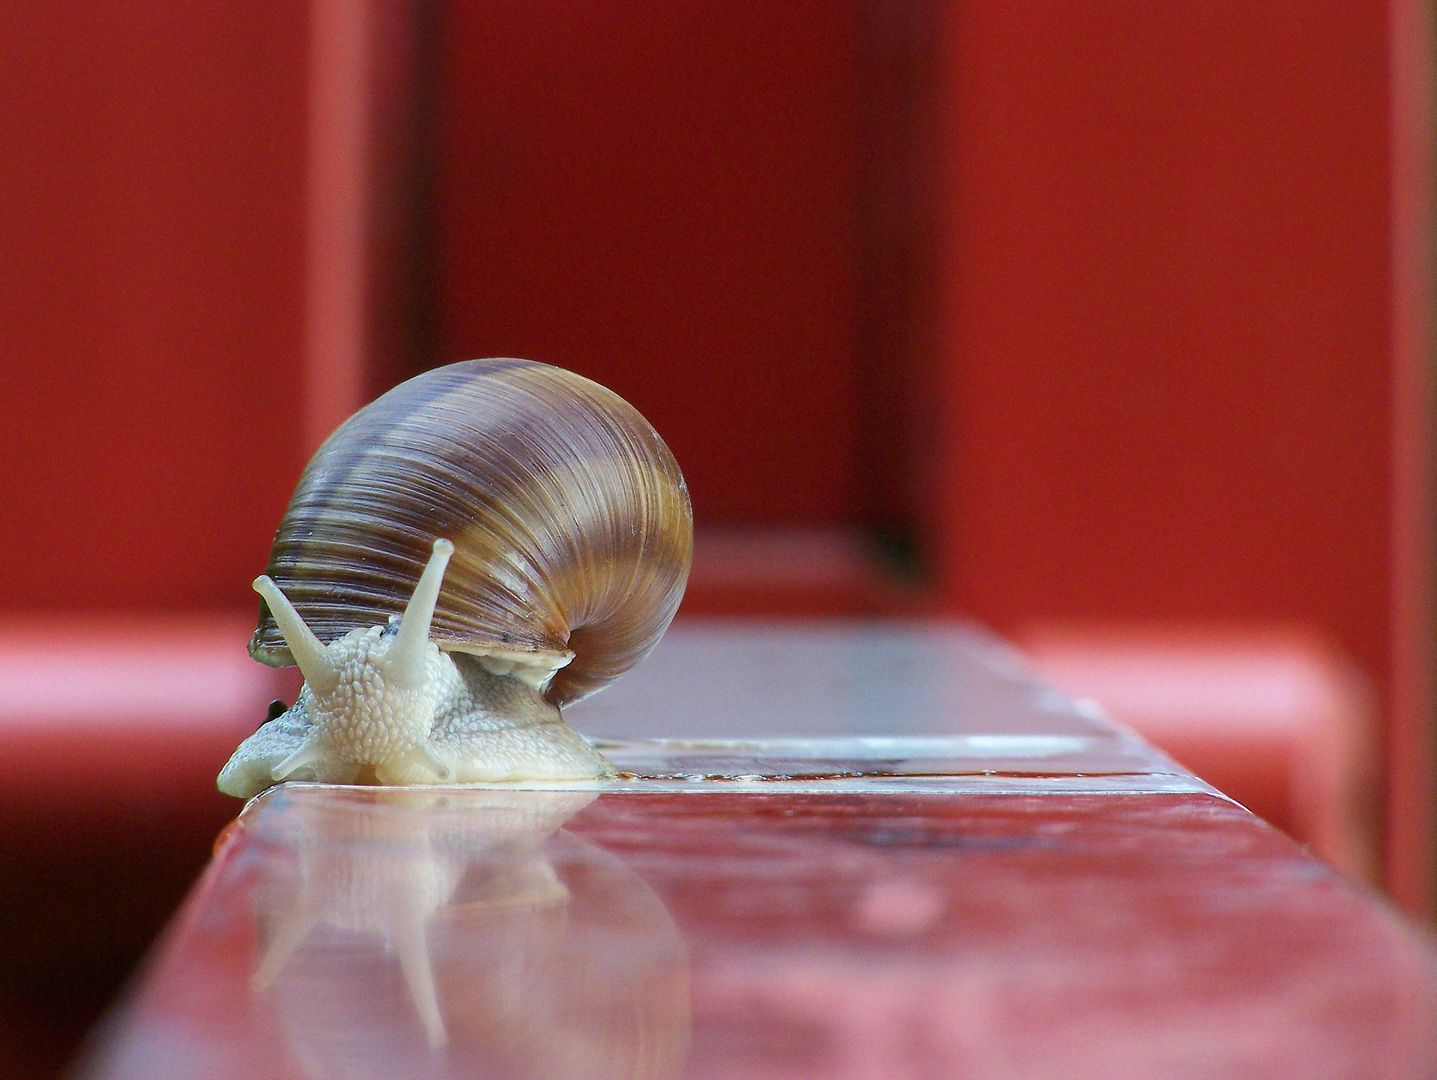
[218,359,692,799]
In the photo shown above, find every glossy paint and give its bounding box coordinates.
[79,785,1437,1079]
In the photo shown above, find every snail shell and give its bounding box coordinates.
[218,358,691,799]
[252,357,692,703]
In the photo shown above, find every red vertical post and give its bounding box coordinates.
[1386,0,1435,914]
[305,0,372,456]
[926,1,1431,911]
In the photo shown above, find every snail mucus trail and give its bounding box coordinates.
[217,359,693,800]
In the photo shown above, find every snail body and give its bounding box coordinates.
[218,359,692,799]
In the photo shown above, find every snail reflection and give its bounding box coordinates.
[247,786,689,1080]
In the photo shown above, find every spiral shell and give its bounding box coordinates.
[249,358,692,707]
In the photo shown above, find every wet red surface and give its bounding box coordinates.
[78,785,1436,1079]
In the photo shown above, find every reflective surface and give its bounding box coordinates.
[566,620,1134,741]
[80,782,1437,1079]
[575,621,1207,792]
[249,788,686,1078]
[77,625,1437,1078]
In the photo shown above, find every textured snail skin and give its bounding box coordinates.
[218,359,692,800]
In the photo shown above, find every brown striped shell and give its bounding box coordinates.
[249,358,693,707]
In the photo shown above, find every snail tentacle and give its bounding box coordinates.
[271,743,326,784]
[381,742,453,785]
[380,539,454,690]
[253,575,339,697]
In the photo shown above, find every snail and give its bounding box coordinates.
[217,358,692,800]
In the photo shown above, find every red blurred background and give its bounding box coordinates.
[0,1,1432,1075]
